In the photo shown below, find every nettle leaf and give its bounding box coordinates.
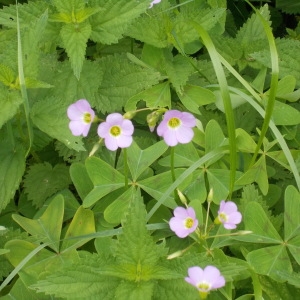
[0,87,23,129]
[115,281,154,300]
[24,162,71,208]
[89,0,150,44]
[30,96,85,151]
[126,0,170,48]
[251,38,300,87]
[164,55,194,94]
[0,1,49,29]
[12,194,64,252]
[0,142,26,213]
[52,0,86,14]
[276,0,300,14]
[31,253,119,299]
[60,22,91,79]
[96,54,160,113]
[0,63,15,86]
[52,60,102,104]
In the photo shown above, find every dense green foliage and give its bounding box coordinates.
[0,0,300,299]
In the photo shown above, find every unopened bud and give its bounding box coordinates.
[147,111,160,132]
[177,189,187,205]
[237,230,252,235]
[167,250,183,260]
[123,111,136,119]
[0,225,7,231]
[207,188,213,203]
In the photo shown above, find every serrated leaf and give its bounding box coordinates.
[52,0,85,14]
[276,0,300,14]
[12,194,64,252]
[96,54,160,113]
[24,163,71,208]
[115,281,154,300]
[90,0,149,44]
[60,22,91,79]
[30,96,85,151]
[24,78,53,89]
[0,142,26,212]
[0,87,23,129]
[31,257,119,299]
[0,63,15,86]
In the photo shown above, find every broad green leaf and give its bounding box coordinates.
[247,245,292,281]
[83,156,125,208]
[287,235,300,265]
[235,157,269,195]
[275,75,296,96]
[271,101,300,125]
[205,119,226,153]
[0,142,26,212]
[125,82,171,112]
[60,22,91,79]
[214,90,247,112]
[178,84,216,114]
[158,143,200,168]
[127,141,168,181]
[236,128,258,153]
[235,202,282,244]
[104,187,134,225]
[115,281,154,300]
[61,206,95,252]
[30,96,85,151]
[90,0,150,44]
[70,162,94,201]
[284,185,300,240]
[96,54,161,113]
[0,88,23,129]
[12,195,64,252]
[23,163,71,208]
[276,0,300,14]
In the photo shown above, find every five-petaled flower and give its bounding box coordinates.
[185,266,225,299]
[169,207,198,238]
[67,99,95,137]
[157,110,196,146]
[216,200,242,230]
[149,0,161,8]
[97,113,134,151]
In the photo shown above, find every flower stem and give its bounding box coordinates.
[204,200,211,237]
[123,148,128,189]
[170,147,177,199]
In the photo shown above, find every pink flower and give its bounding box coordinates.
[149,0,161,8]
[157,110,196,146]
[169,207,198,238]
[67,99,95,137]
[97,113,134,151]
[185,266,225,298]
[216,200,242,230]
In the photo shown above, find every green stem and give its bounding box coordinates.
[204,200,211,237]
[170,147,177,199]
[123,148,128,189]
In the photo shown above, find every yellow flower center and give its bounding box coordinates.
[218,212,228,223]
[83,112,92,123]
[168,117,181,128]
[197,281,211,292]
[110,125,121,137]
[184,217,194,229]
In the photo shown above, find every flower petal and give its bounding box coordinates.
[121,119,134,135]
[176,126,194,144]
[117,135,133,148]
[163,130,178,146]
[106,113,123,125]
[104,135,119,151]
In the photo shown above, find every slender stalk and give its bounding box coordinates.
[204,200,211,237]
[123,148,129,189]
[170,146,177,200]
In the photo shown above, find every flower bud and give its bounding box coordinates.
[177,189,187,205]
[123,111,136,120]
